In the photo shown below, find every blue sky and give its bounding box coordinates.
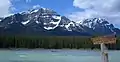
[0,0,120,28]
[11,0,82,15]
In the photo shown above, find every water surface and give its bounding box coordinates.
[0,49,119,62]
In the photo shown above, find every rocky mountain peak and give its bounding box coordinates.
[0,7,119,36]
[81,18,114,29]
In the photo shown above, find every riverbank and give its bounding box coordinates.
[0,48,119,52]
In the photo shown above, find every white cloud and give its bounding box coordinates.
[10,6,17,12]
[33,5,40,9]
[67,0,120,27]
[26,0,31,3]
[0,0,12,17]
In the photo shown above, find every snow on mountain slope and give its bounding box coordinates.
[81,18,104,28]
[21,20,30,25]
[0,17,4,22]
[44,16,61,30]
[8,21,13,24]
[80,18,116,34]
[0,7,119,36]
[81,18,114,29]
[65,22,75,31]
[36,21,40,24]
[52,15,61,19]
[30,9,39,13]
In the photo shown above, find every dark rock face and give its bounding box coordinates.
[0,8,119,36]
[81,18,118,35]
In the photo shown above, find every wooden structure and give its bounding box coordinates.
[91,35,116,44]
[91,34,116,62]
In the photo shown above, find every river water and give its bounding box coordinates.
[0,49,119,62]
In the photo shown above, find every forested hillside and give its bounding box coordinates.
[0,35,120,50]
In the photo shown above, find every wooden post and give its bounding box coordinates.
[101,43,109,62]
[91,35,116,62]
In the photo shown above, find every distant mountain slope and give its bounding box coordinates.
[0,7,120,36]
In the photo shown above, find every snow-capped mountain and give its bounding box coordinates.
[0,7,119,36]
[80,18,117,35]
[0,17,3,22]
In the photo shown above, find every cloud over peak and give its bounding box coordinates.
[33,5,40,9]
[73,0,120,12]
[0,0,12,17]
[68,0,120,27]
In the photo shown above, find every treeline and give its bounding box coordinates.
[0,35,120,50]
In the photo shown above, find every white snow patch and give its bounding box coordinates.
[110,29,114,32]
[60,25,64,27]
[105,24,110,26]
[108,26,114,32]
[76,23,84,29]
[65,22,75,31]
[20,11,30,14]
[44,16,61,30]
[76,23,80,26]
[36,21,40,24]
[44,27,53,30]
[65,22,75,29]
[98,18,101,20]
[21,20,30,25]
[42,7,47,10]
[30,9,39,13]
[82,20,94,28]
[94,18,98,23]
[43,16,45,18]
[52,16,61,20]
[43,15,49,18]
[46,15,49,18]
[35,21,40,24]
[68,29,72,31]
[0,20,1,22]
[8,21,13,24]
[44,23,47,25]
[4,14,14,17]
[88,22,93,28]
[35,15,38,18]
[76,21,82,24]
[43,16,47,18]
[94,18,104,24]
[50,20,59,24]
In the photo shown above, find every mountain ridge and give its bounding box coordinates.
[0,7,120,36]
